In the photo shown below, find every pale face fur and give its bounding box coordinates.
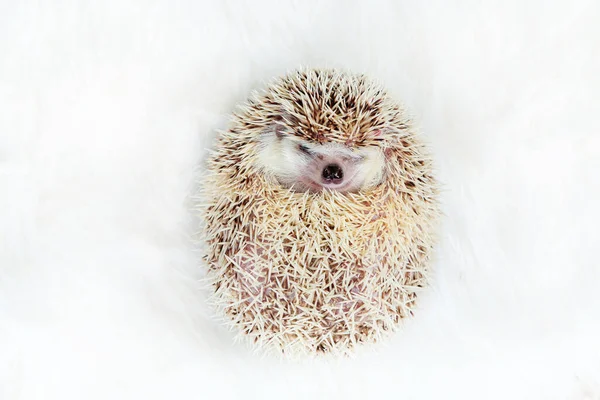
[255,129,386,193]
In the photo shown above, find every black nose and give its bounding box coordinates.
[322,164,344,184]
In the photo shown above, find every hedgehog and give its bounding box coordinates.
[195,68,440,357]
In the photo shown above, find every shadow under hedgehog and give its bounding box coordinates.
[195,68,440,357]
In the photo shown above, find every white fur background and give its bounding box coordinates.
[1,0,599,399]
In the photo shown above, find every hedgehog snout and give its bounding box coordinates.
[304,155,360,192]
[317,159,348,188]
[322,163,344,184]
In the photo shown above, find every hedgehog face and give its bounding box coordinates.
[255,128,385,193]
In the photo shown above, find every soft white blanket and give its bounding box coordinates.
[1,1,598,399]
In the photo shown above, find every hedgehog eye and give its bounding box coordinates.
[298,144,312,155]
[345,153,365,162]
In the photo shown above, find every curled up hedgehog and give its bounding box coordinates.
[195,68,440,356]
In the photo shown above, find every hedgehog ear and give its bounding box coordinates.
[272,110,293,138]
[273,121,286,138]
[371,128,392,139]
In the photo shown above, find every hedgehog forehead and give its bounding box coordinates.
[268,72,392,144]
[235,69,408,147]
[275,102,388,144]
[275,108,387,146]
